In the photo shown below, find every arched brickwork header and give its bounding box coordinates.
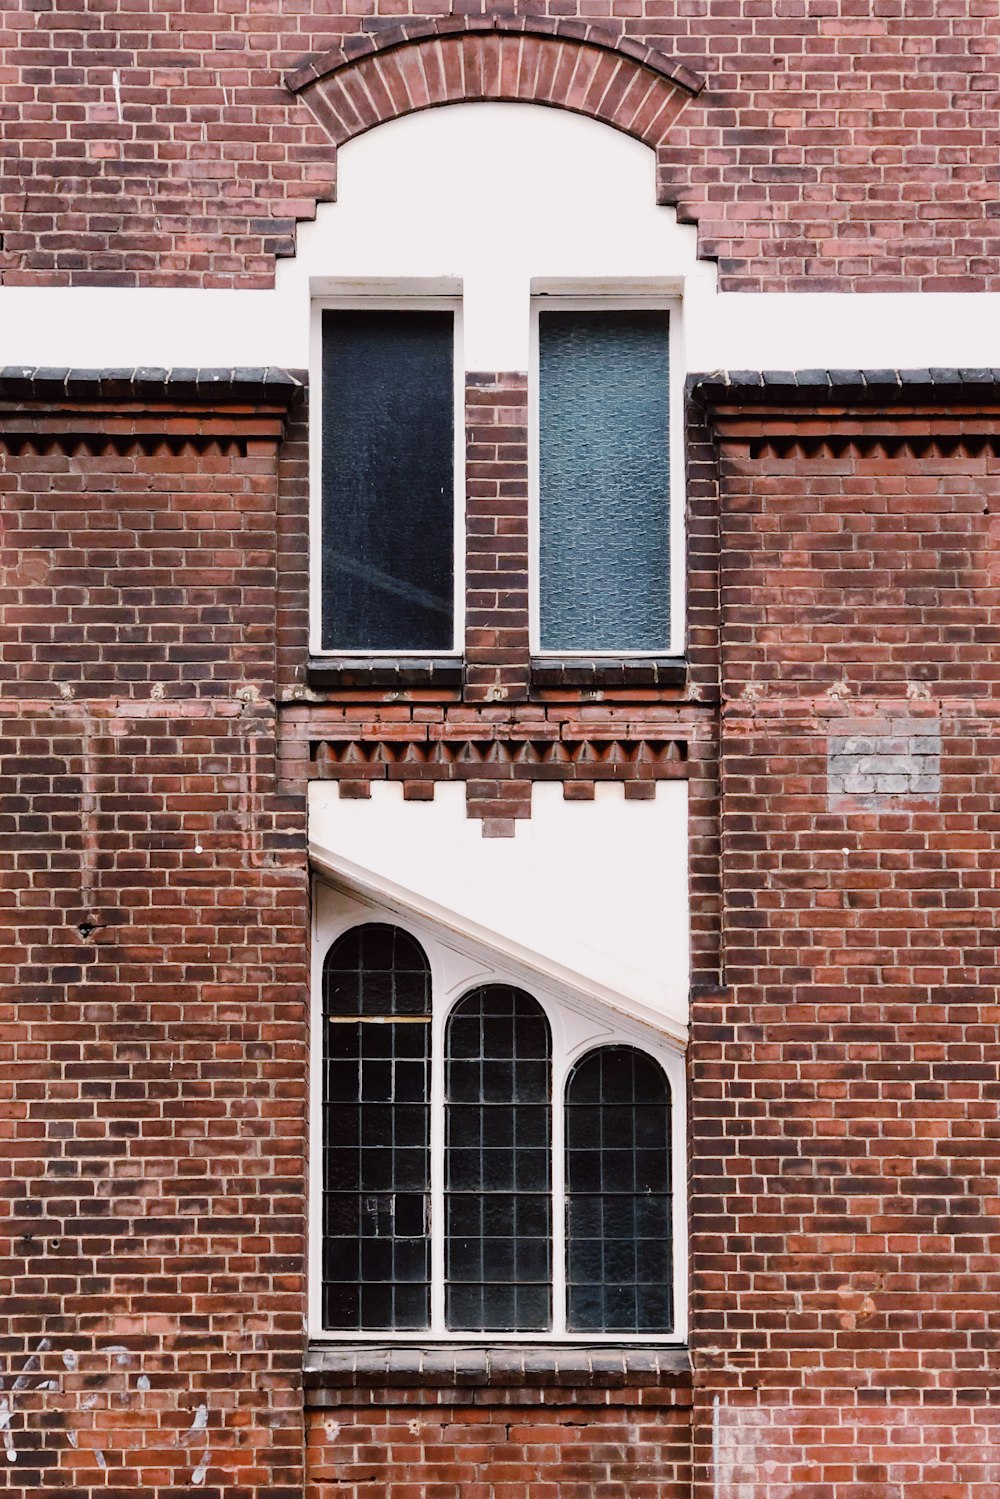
[285,16,704,152]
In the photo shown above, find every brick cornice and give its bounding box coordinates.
[0,365,305,406]
[688,367,1000,444]
[287,18,702,154]
[0,366,306,449]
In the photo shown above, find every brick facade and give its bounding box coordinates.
[0,374,310,1494]
[4,16,1000,1498]
[688,372,1000,1499]
[304,1351,694,1499]
[4,4,1000,288]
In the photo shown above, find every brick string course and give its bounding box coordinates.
[4,1,1000,289]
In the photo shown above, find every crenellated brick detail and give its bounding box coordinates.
[281,705,701,836]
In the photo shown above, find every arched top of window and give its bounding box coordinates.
[323,922,431,1018]
[565,1044,672,1334]
[566,1043,671,1113]
[446,984,551,1098]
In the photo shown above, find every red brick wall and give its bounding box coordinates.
[8,356,1000,1499]
[305,1366,694,1499]
[0,386,310,1495]
[3,2,999,289]
[718,437,1000,700]
[0,421,285,700]
[688,390,1000,1495]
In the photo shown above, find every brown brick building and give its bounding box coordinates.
[3,5,1000,1497]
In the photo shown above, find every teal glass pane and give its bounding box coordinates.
[538,310,670,652]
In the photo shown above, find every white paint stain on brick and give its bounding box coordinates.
[828,716,941,810]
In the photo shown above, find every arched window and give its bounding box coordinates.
[321,923,431,1330]
[316,911,680,1339]
[445,985,551,1331]
[565,1045,672,1333]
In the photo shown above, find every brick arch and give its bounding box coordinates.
[285,16,704,157]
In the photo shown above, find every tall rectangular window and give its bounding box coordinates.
[538,308,670,653]
[320,308,456,652]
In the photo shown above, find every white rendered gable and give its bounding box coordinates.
[309,779,690,1046]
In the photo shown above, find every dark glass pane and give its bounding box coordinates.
[539,309,670,652]
[565,1045,672,1333]
[321,309,454,651]
[445,985,552,1331]
[322,925,431,1331]
[323,924,432,1018]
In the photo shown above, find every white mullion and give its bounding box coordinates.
[429,978,446,1334]
[550,1050,567,1335]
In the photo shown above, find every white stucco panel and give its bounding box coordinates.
[308,779,689,1044]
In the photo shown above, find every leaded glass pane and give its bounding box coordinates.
[538,309,670,652]
[322,924,431,1331]
[321,309,455,651]
[565,1045,672,1333]
[445,985,552,1331]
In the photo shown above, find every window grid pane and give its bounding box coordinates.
[538,308,670,653]
[445,985,552,1332]
[565,1045,673,1334]
[322,925,431,1331]
[321,308,455,652]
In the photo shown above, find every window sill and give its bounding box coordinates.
[304,1343,691,1397]
[530,656,687,690]
[306,656,464,690]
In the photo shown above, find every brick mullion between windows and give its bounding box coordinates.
[463,372,531,707]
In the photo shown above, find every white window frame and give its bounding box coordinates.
[308,877,688,1345]
[309,284,467,658]
[528,287,686,660]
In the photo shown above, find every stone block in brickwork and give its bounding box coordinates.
[827,716,941,809]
